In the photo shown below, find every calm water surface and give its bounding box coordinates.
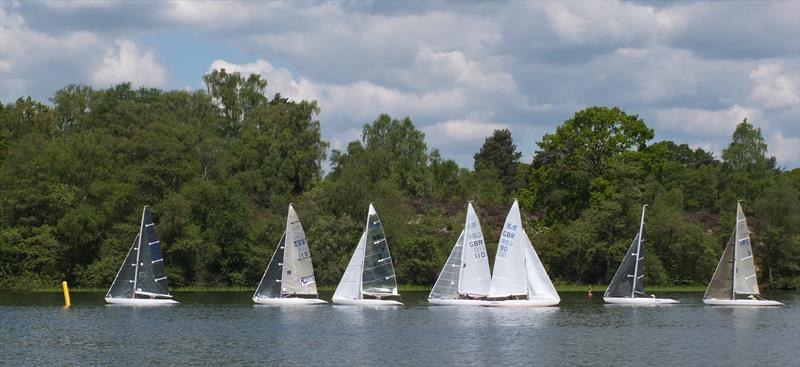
[1,291,798,366]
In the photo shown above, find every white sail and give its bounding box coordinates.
[429,231,465,300]
[522,230,559,300]
[459,203,491,297]
[488,200,528,297]
[733,202,760,295]
[333,231,367,300]
[280,204,318,295]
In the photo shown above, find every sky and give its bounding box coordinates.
[1,0,799,168]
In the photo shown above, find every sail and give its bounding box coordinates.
[134,207,170,297]
[361,204,398,296]
[522,230,559,300]
[604,234,642,298]
[488,200,528,297]
[459,203,491,297]
[106,234,139,299]
[280,205,318,295]
[704,233,735,300]
[733,202,760,295]
[254,233,286,299]
[429,231,465,300]
[333,232,366,300]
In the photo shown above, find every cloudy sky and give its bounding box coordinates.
[2,0,798,168]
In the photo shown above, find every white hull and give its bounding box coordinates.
[703,298,783,306]
[105,297,178,305]
[482,298,560,307]
[428,298,486,306]
[332,297,403,306]
[253,297,327,305]
[604,297,679,305]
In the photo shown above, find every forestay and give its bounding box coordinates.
[254,234,286,299]
[459,203,491,297]
[488,201,529,298]
[281,205,318,296]
[361,204,398,296]
[733,202,759,295]
[429,231,465,300]
[333,232,367,300]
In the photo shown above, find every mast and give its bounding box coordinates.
[132,206,146,298]
[631,205,646,298]
[731,201,740,299]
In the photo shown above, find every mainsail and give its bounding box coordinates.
[333,232,367,300]
[280,205,318,296]
[106,206,171,299]
[705,202,760,300]
[459,203,491,296]
[733,202,759,295]
[254,233,286,299]
[488,200,530,298]
[605,205,647,298]
[361,204,398,296]
[429,231,465,299]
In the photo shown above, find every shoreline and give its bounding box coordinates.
[11,284,717,293]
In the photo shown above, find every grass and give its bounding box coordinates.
[21,284,710,293]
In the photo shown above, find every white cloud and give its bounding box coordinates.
[423,119,508,143]
[768,131,800,167]
[92,40,166,88]
[749,63,800,108]
[652,105,765,137]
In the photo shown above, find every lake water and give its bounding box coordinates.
[1,291,798,366]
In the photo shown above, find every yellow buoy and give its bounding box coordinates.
[61,280,71,307]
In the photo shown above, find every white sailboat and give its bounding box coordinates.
[332,203,402,306]
[429,202,492,305]
[105,206,178,305]
[483,200,560,307]
[604,205,678,305]
[253,204,326,305]
[703,202,783,306]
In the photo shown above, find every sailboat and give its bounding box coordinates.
[703,202,783,306]
[105,206,178,305]
[483,200,560,307]
[429,202,492,305]
[332,203,402,306]
[604,205,678,305]
[253,204,326,305]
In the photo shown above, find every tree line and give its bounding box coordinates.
[1,70,797,290]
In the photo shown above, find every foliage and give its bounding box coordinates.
[1,77,797,291]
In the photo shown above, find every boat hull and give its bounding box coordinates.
[428,298,486,306]
[332,297,403,306]
[482,298,560,307]
[703,298,783,306]
[105,297,179,305]
[253,297,327,305]
[604,297,679,305]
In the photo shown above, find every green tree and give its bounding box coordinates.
[473,129,522,193]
